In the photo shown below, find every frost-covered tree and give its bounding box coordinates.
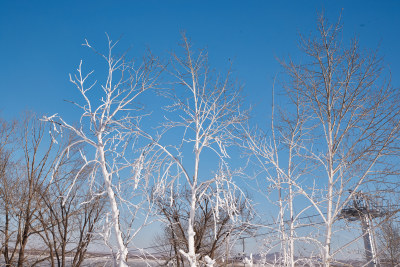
[154,187,252,266]
[151,34,252,267]
[262,14,400,266]
[244,98,312,267]
[44,36,161,267]
[245,13,400,267]
[287,16,400,266]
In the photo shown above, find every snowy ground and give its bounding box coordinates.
[0,256,159,267]
[0,257,271,266]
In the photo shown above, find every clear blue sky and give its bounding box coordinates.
[1,0,399,122]
[1,0,399,253]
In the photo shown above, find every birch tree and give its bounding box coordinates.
[44,36,161,267]
[152,34,251,267]
[277,14,400,266]
[244,13,400,267]
[243,93,313,267]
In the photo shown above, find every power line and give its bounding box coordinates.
[129,213,326,253]
[129,204,400,253]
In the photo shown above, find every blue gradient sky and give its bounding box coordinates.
[1,0,399,253]
[1,1,399,121]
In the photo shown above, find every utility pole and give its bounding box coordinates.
[340,191,383,267]
[239,237,246,267]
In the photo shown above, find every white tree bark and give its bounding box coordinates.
[98,143,128,266]
[44,36,160,267]
[246,13,400,266]
[276,14,400,266]
[155,34,250,266]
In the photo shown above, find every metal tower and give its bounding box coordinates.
[339,191,384,267]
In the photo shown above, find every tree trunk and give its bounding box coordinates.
[98,142,128,267]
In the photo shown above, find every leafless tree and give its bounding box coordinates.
[35,133,105,267]
[150,34,252,267]
[376,211,400,266]
[245,13,400,266]
[44,36,161,267]
[0,118,17,265]
[154,187,252,266]
[243,95,314,267]
[0,114,64,266]
[276,13,400,266]
[0,114,106,267]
